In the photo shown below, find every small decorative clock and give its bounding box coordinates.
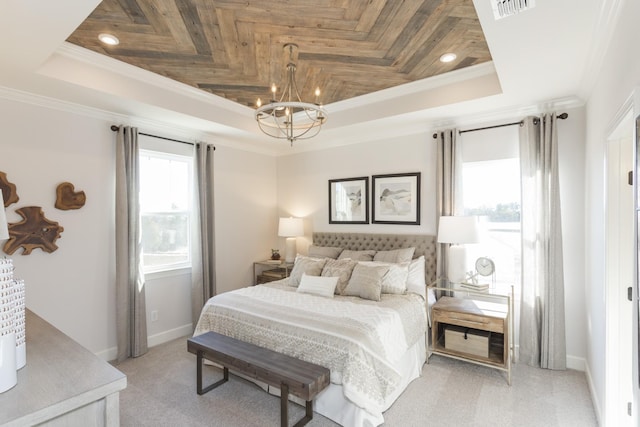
[475,256,495,277]
[465,256,496,286]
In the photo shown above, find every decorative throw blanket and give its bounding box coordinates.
[194,281,427,414]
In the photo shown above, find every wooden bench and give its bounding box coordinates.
[187,331,330,427]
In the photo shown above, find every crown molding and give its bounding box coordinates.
[56,43,250,115]
[328,62,498,113]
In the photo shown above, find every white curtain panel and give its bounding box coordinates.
[435,129,462,285]
[191,142,216,328]
[115,126,148,361]
[519,114,566,369]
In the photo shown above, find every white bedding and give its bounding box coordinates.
[193,279,427,425]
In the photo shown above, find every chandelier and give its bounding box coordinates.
[255,43,328,145]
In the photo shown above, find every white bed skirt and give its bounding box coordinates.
[264,338,426,427]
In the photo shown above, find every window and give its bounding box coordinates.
[139,149,193,273]
[462,158,521,291]
[460,126,520,293]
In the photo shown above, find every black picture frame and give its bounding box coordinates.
[328,177,369,224]
[372,172,421,225]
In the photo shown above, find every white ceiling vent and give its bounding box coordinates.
[491,0,536,20]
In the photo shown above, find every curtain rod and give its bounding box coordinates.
[110,125,215,150]
[431,112,569,139]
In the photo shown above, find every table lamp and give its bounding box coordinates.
[437,215,480,283]
[278,217,303,263]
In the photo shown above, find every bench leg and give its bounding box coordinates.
[280,383,314,427]
[196,350,229,395]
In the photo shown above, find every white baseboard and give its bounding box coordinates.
[566,354,586,371]
[94,323,193,362]
[513,345,586,372]
[148,323,193,348]
[584,361,603,426]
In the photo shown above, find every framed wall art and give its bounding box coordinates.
[372,172,421,225]
[328,177,369,224]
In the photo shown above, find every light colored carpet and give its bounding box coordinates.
[114,336,598,426]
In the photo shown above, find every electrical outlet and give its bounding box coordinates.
[151,310,158,322]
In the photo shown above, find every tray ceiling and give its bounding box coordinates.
[66,0,492,108]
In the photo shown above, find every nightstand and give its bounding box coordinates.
[429,287,513,384]
[253,260,293,285]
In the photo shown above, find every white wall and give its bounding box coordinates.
[276,133,437,253]
[584,0,640,421]
[0,98,117,355]
[0,96,277,358]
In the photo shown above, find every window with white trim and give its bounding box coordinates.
[139,149,193,273]
[460,126,521,293]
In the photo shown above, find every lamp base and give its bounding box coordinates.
[284,237,297,263]
[447,244,468,284]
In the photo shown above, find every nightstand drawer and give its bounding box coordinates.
[433,309,504,333]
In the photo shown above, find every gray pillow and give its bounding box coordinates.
[342,263,389,301]
[308,245,343,259]
[337,249,376,262]
[373,247,415,263]
[289,257,327,287]
[321,258,358,294]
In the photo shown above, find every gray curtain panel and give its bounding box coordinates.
[115,126,148,362]
[191,142,216,328]
[519,114,567,370]
[435,129,462,285]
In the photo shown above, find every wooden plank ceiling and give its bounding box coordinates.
[67,0,491,108]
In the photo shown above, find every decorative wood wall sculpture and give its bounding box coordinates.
[55,182,86,210]
[0,172,19,207]
[3,206,64,255]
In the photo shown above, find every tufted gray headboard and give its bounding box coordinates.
[312,232,437,284]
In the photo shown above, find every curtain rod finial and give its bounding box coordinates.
[110,125,120,131]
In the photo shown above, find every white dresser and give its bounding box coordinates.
[0,310,126,426]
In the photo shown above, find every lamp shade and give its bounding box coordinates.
[437,216,480,244]
[0,190,8,241]
[278,217,303,237]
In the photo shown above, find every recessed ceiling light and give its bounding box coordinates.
[98,33,119,46]
[439,53,457,63]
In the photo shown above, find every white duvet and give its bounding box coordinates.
[193,280,427,416]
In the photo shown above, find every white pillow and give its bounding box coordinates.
[297,273,339,298]
[406,256,427,299]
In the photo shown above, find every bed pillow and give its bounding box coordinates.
[359,261,409,294]
[308,245,343,259]
[337,249,376,261]
[297,274,339,298]
[373,247,415,263]
[289,256,327,287]
[321,258,358,294]
[342,263,388,301]
[406,255,427,299]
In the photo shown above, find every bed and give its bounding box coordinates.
[194,232,437,427]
